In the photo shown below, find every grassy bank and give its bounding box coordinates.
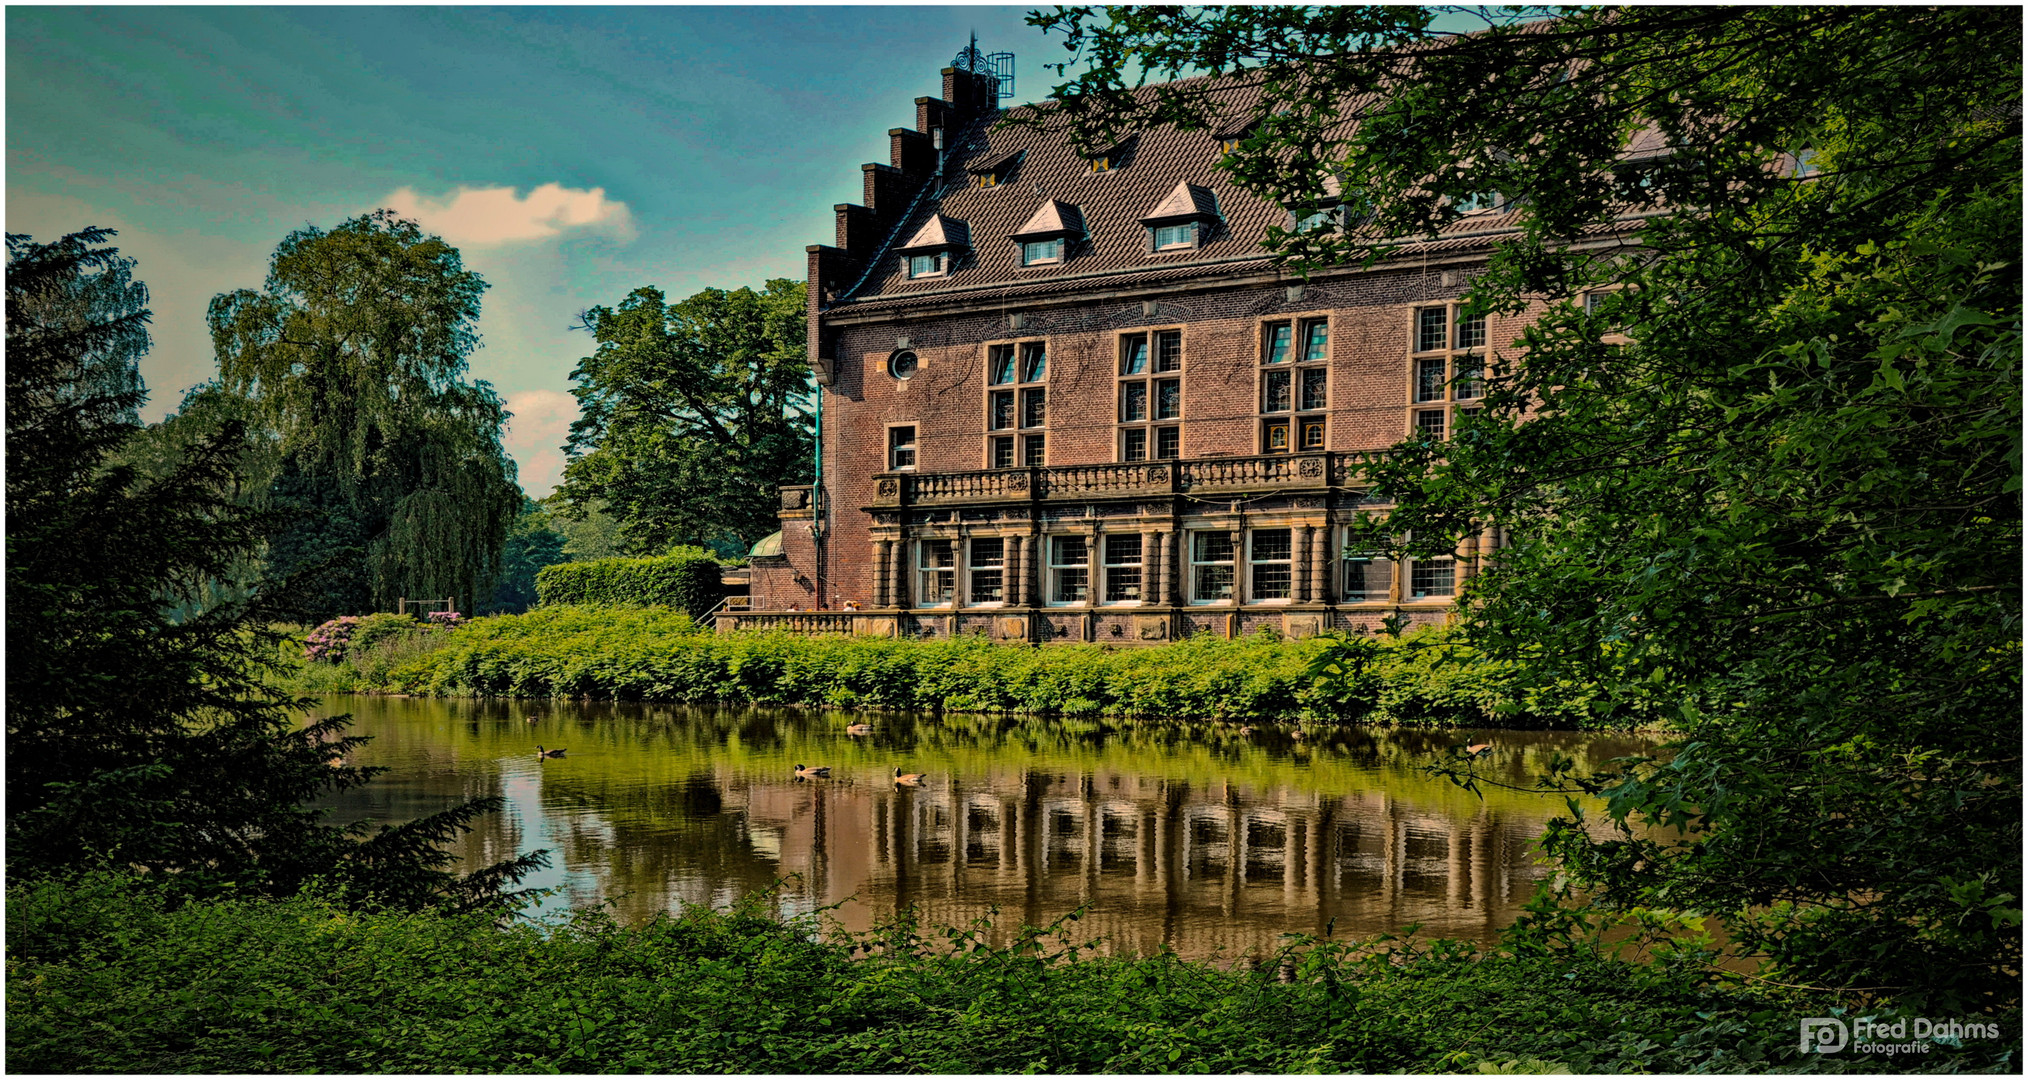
[278,605,1636,729]
[18,872,2008,1075]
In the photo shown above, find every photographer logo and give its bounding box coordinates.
[1800,1018,1848,1054]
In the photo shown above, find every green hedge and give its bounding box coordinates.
[16,872,1970,1075]
[533,546,723,619]
[357,607,1627,728]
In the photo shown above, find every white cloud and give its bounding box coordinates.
[503,388,578,498]
[384,183,634,247]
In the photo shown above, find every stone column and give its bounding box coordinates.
[954,530,970,609]
[1139,529,1157,605]
[873,539,892,607]
[1086,523,1102,608]
[891,536,910,609]
[1309,525,1329,603]
[1294,525,1313,602]
[1008,535,1026,607]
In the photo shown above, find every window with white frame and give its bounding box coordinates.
[1410,555,1455,599]
[1248,528,1293,602]
[1103,534,1143,603]
[1260,318,1328,453]
[969,537,1005,605]
[1189,531,1234,604]
[1021,238,1064,266]
[908,252,948,279]
[1048,535,1089,605]
[918,539,954,606]
[888,425,917,470]
[1150,223,1196,250]
[1341,534,1394,602]
[1117,329,1182,461]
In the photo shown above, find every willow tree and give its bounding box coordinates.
[209,210,520,616]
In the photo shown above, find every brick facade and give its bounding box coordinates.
[729,63,1551,643]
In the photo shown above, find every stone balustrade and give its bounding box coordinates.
[872,452,1364,508]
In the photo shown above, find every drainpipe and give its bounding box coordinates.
[811,383,825,609]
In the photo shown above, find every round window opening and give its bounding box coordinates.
[889,349,919,380]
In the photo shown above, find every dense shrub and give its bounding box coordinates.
[12,873,2014,1074]
[533,546,724,619]
[344,608,1612,728]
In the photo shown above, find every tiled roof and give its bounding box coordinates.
[838,75,1533,306]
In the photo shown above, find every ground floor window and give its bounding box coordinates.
[1189,531,1234,603]
[1410,556,1455,599]
[1249,528,1293,601]
[1103,534,1142,603]
[918,539,954,606]
[969,537,1005,605]
[1049,535,1089,605]
[1341,537,1395,602]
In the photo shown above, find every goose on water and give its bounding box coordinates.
[844,723,873,736]
[794,763,831,779]
[892,767,924,786]
[536,745,566,760]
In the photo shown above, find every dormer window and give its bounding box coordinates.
[1220,138,1243,156]
[895,213,969,282]
[1088,155,1114,174]
[1292,204,1346,234]
[1139,181,1221,255]
[1021,238,1064,266]
[967,150,1023,190]
[1455,191,1502,214]
[1010,199,1085,270]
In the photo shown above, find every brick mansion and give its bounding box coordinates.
[731,60,1567,644]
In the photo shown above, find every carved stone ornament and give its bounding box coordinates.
[1298,457,1325,478]
[876,477,900,498]
[1147,465,1170,484]
[1293,496,1324,510]
[1008,472,1029,492]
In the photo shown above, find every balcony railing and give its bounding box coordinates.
[715,611,857,635]
[872,452,1367,508]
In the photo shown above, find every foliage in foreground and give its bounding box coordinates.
[5,226,539,913]
[286,605,1645,729]
[12,873,2017,1075]
[1035,5,2022,1012]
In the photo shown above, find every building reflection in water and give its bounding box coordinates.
[318,696,1654,961]
[738,767,1534,958]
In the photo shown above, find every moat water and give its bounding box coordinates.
[312,695,1660,960]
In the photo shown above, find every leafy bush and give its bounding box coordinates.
[534,546,724,619]
[371,611,1607,728]
[12,873,2015,1074]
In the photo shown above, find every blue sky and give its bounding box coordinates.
[8,6,1068,495]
